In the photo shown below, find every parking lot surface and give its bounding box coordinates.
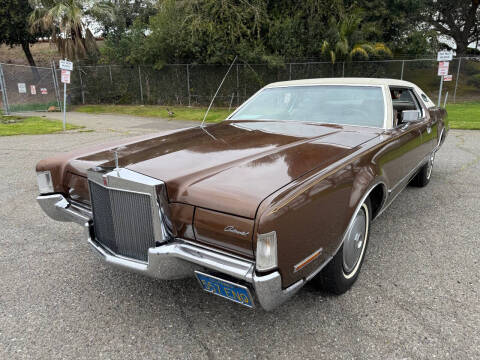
[1,116,479,359]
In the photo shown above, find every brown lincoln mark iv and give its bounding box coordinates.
[36,78,448,310]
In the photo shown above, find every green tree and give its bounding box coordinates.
[355,0,425,44]
[0,0,43,67]
[29,0,113,61]
[94,0,157,38]
[98,0,403,66]
[320,6,392,63]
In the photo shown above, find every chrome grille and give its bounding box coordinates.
[89,180,155,262]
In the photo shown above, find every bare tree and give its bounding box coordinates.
[425,0,480,54]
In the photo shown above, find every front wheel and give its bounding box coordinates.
[316,198,371,294]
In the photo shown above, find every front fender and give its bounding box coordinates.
[255,159,386,288]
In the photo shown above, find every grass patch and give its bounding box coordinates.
[8,101,59,113]
[74,104,233,123]
[446,102,480,130]
[0,115,82,136]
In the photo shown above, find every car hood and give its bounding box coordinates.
[73,120,380,218]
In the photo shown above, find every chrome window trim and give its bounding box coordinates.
[227,84,388,130]
[388,85,427,129]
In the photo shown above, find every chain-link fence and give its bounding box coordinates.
[1,57,479,114]
[0,63,60,114]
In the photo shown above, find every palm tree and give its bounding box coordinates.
[29,0,112,60]
[321,9,392,64]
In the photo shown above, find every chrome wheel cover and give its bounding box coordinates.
[343,204,368,277]
[426,153,435,180]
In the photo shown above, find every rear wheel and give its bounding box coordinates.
[316,197,371,294]
[410,153,435,187]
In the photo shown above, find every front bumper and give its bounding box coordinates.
[37,194,304,311]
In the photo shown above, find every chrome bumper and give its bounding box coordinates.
[37,194,303,311]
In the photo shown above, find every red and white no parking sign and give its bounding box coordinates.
[61,69,71,84]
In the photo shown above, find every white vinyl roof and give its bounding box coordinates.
[266,77,418,88]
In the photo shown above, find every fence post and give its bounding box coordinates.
[51,61,61,109]
[109,65,113,84]
[400,60,405,80]
[0,64,10,115]
[236,64,239,106]
[138,65,144,104]
[78,67,85,104]
[289,63,292,80]
[342,62,345,77]
[186,64,191,107]
[453,57,462,104]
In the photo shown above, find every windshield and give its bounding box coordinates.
[230,85,385,127]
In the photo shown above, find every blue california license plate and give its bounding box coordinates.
[195,271,254,308]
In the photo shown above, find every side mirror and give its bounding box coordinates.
[401,110,421,122]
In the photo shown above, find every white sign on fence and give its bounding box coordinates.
[17,83,26,93]
[437,50,453,62]
[40,88,48,94]
[61,69,71,84]
[59,59,73,71]
[438,61,449,76]
[30,85,36,95]
[443,74,453,82]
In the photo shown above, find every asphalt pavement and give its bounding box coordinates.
[0,115,479,359]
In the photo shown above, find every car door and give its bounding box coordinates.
[377,87,425,195]
[414,89,438,154]
[410,89,436,159]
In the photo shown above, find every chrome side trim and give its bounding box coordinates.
[436,127,446,150]
[37,194,91,225]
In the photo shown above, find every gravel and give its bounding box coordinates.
[0,115,479,359]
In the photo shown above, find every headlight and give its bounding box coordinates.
[256,231,278,272]
[36,171,53,194]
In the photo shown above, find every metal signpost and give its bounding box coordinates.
[436,50,453,107]
[59,59,73,131]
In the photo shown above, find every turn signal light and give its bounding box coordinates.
[256,231,278,272]
[36,171,54,194]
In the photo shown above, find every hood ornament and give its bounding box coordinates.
[114,150,119,170]
[111,146,127,175]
